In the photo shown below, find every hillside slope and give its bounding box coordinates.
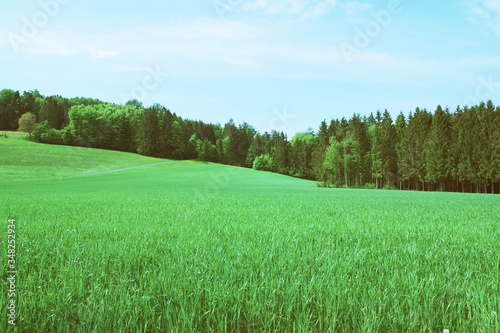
[1,132,498,332]
[0,132,175,180]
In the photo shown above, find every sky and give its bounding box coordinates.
[1,0,500,137]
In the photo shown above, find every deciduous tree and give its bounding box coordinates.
[18,112,37,139]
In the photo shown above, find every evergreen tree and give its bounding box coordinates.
[395,112,408,190]
[457,106,479,192]
[270,131,288,174]
[136,107,159,156]
[477,101,499,193]
[0,89,21,130]
[170,121,185,159]
[408,108,432,190]
[311,120,329,184]
[425,106,451,191]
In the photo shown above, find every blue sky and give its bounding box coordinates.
[1,0,500,136]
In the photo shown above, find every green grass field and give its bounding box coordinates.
[1,133,499,332]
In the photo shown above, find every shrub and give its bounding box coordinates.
[252,154,274,172]
[41,128,63,145]
[61,125,79,146]
[32,121,50,142]
[32,121,63,145]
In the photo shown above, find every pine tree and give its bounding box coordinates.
[408,108,432,190]
[395,112,407,190]
[311,120,329,184]
[380,110,398,187]
[477,101,499,193]
[170,121,185,159]
[425,106,451,191]
[457,106,481,192]
[136,107,159,156]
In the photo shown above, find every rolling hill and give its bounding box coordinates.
[1,133,499,332]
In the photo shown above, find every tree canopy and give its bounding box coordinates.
[2,88,499,193]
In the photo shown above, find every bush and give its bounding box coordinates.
[252,154,274,172]
[32,121,50,142]
[362,183,376,190]
[32,121,63,145]
[61,125,78,146]
[41,128,63,145]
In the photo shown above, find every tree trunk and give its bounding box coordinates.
[492,180,495,194]
[343,146,347,187]
[357,165,360,188]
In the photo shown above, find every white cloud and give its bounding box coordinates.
[238,0,373,19]
[87,47,118,59]
[16,33,79,57]
[465,0,500,35]
[2,15,497,85]
[143,18,265,41]
[0,28,120,59]
[341,1,372,14]
[241,0,338,18]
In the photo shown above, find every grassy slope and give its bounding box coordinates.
[0,132,169,180]
[1,133,499,332]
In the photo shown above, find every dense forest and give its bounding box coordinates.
[1,88,499,193]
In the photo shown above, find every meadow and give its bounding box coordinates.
[1,133,499,332]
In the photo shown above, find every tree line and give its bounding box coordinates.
[1,89,499,193]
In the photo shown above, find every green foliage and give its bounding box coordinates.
[425,106,451,190]
[252,154,274,172]
[32,121,63,144]
[289,132,316,179]
[60,125,78,146]
[246,135,265,167]
[136,107,159,156]
[196,138,218,162]
[362,182,376,189]
[323,137,342,184]
[66,105,110,148]
[41,128,63,145]
[0,89,21,130]
[311,120,328,182]
[38,96,69,130]
[170,121,185,159]
[17,112,37,138]
[2,88,500,193]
